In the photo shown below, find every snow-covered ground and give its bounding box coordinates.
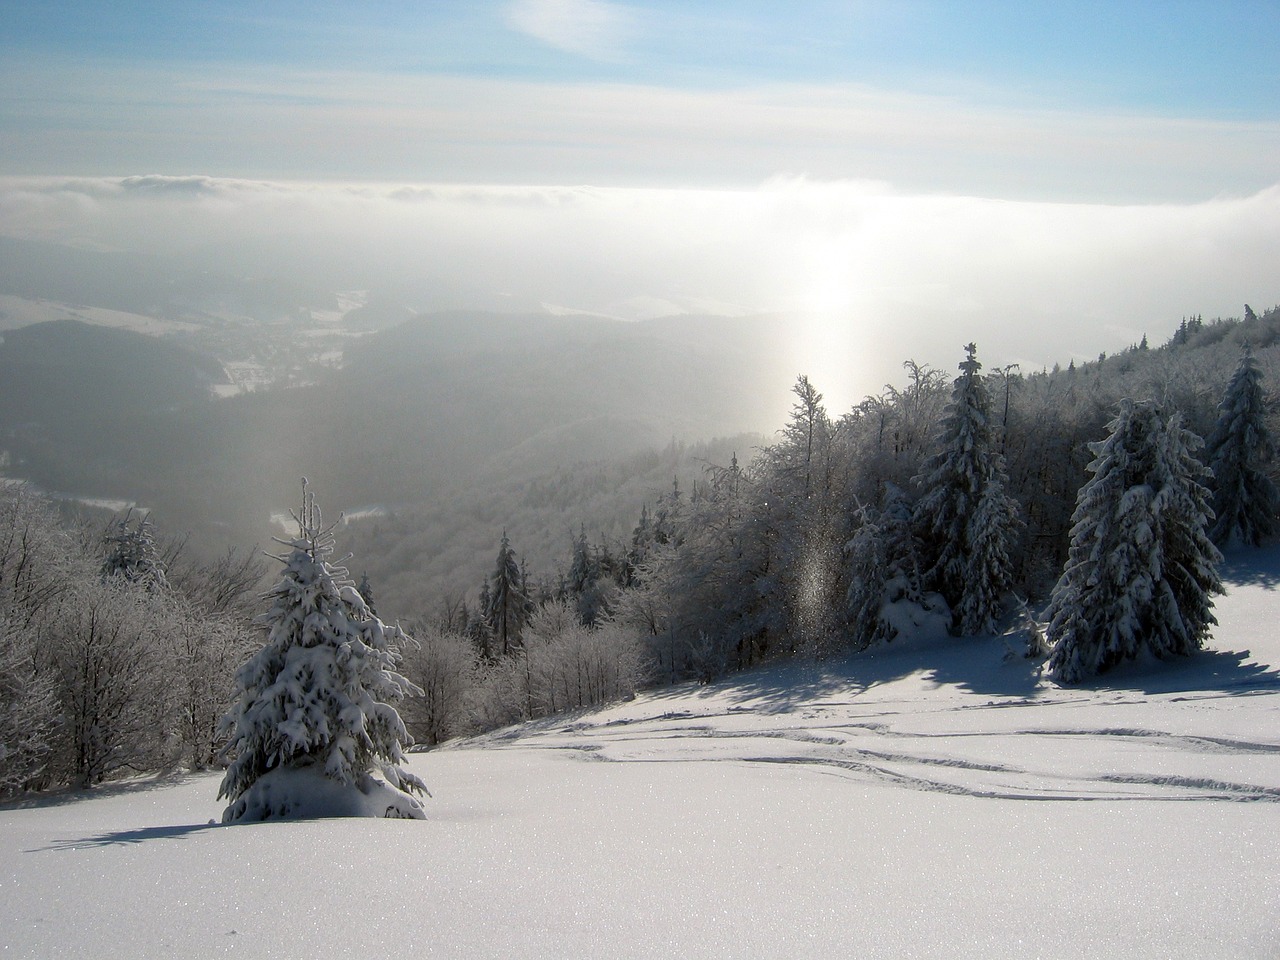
[0,295,202,337]
[4,549,1280,958]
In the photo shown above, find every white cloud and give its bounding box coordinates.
[1,175,1277,411]
[504,0,637,60]
[5,51,1279,201]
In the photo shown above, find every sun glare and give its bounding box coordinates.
[777,245,866,413]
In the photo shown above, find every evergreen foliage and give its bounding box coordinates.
[1045,400,1223,684]
[357,572,378,617]
[912,344,1020,634]
[218,483,425,821]
[561,525,623,627]
[844,503,891,650]
[101,511,168,591]
[1205,345,1279,546]
[486,531,526,656]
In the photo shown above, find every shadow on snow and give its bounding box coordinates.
[31,821,220,853]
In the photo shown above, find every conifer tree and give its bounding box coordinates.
[844,503,890,650]
[912,344,1020,634]
[357,571,378,617]
[472,580,494,659]
[486,531,526,657]
[567,526,613,626]
[624,504,653,586]
[1205,345,1279,547]
[1046,401,1223,684]
[879,482,926,605]
[101,511,168,591]
[218,483,425,821]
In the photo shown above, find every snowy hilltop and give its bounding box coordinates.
[2,543,1278,958]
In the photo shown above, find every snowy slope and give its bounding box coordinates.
[3,548,1280,958]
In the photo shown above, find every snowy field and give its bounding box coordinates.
[4,550,1280,958]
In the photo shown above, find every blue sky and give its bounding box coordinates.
[2,1,1278,405]
[5,1,1277,111]
[3,1,1278,198]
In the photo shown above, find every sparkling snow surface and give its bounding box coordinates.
[4,549,1280,958]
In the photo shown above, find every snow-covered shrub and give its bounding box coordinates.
[45,579,174,787]
[169,613,252,769]
[0,617,59,796]
[517,600,644,716]
[399,625,478,746]
[218,485,426,822]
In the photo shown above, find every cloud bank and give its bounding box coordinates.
[5,52,1278,202]
[2,174,1277,409]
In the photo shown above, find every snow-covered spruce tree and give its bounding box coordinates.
[1046,400,1223,684]
[218,484,426,822]
[566,526,616,627]
[1205,345,1279,547]
[357,572,378,617]
[101,510,168,591]
[844,503,891,651]
[912,344,1020,635]
[844,483,948,649]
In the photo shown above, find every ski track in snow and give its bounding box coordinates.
[469,651,1280,804]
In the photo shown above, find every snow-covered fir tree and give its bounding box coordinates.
[1205,345,1279,547]
[962,475,1021,635]
[844,502,891,650]
[471,580,494,659]
[566,526,614,627]
[1046,400,1223,684]
[845,483,947,648]
[357,571,378,617]
[218,484,426,821]
[101,511,168,591]
[912,344,1020,635]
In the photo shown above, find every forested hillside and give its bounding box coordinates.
[333,303,1280,744]
[0,308,794,600]
[2,302,1278,795]
[373,304,1274,610]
